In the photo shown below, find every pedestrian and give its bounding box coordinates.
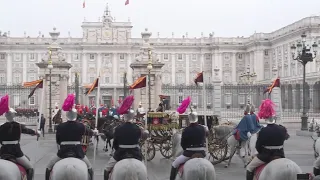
[38,114,46,137]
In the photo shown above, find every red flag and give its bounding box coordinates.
[125,0,129,5]
[130,76,147,89]
[23,79,43,99]
[194,71,203,86]
[83,0,86,8]
[84,78,99,95]
[263,77,280,94]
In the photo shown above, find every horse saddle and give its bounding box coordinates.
[63,151,77,158]
[253,156,281,180]
[178,153,205,177]
[0,154,28,180]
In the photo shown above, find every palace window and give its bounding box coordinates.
[0,74,5,84]
[192,54,197,60]
[177,54,183,60]
[163,54,168,60]
[29,96,35,105]
[119,53,125,60]
[105,76,110,84]
[74,54,79,60]
[28,73,36,82]
[238,54,243,59]
[0,54,5,59]
[264,50,269,56]
[89,54,95,60]
[13,73,21,84]
[205,54,211,60]
[119,74,124,84]
[30,53,35,60]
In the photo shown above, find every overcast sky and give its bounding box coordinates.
[1,0,320,38]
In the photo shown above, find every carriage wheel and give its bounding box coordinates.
[209,139,228,165]
[160,139,173,159]
[141,140,156,161]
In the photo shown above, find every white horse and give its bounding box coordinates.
[50,158,89,180]
[211,125,257,168]
[171,128,216,180]
[313,137,320,175]
[253,158,302,180]
[0,159,27,180]
[110,158,148,180]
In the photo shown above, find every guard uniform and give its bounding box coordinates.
[181,123,206,158]
[0,122,36,158]
[56,121,94,159]
[112,122,143,161]
[255,124,286,162]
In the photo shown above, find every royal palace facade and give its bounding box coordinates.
[1,6,320,116]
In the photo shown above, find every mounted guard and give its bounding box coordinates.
[0,95,39,180]
[232,103,255,147]
[156,95,166,112]
[246,99,288,180]
[103,95,149,180]
[45,94,98,180]
[136,102,145,122]
[170,96,209,180]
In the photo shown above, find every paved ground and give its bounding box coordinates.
[10,129,315,180]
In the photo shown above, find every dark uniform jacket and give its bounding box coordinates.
[113,122,142,161]
[256,124,287,162]
[56,121,93,159]
[0,121,36,158]
[181,123,206,157]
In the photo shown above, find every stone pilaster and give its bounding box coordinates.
[127,53,133,84]
[112,53,117,84]
[255,50,264,81]
[213,67,222,117]
[6,53,12,85]
[185,54,190,85]
[97,53,102,76]
[171,53,175,85]
[22,53,27,82]
[81,53,87,84]
[231,53,237,83]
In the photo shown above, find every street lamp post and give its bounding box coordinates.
[239,65,257,103]
[147,49,153,112]
[47,57,53,133]
[290,33,318,131]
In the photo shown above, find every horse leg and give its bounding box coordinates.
[103,140,108,152]
[225,145,236,168]
[240,141,248,168]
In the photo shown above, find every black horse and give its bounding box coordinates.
[98,116,122,153]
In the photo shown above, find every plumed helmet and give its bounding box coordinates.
[244,104,251,114]
[250,104,255,113]
[188,111,198,123]
[5,108,17,122]
[66,107,77,121]
[123,109,135,122]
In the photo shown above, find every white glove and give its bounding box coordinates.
[93,129,99,135]
[247,132,252,138]
[202,125,209,132]
[144,130,149,134]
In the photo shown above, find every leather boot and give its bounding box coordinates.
[314,167,320,176]
[169,166,178,180]
[88,168,94,180]
[45,168,51,180]
[246,170,254,180]
[26,168,34,180]
[104,170,110,180]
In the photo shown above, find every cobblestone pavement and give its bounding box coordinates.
[10,131,316,180]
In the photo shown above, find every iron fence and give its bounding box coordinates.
[0,85,39,124]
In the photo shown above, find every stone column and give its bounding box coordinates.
[66,53,72,85]
[22,53,27,82]
[6,53,12,85]
[81,53,87,84]
[171,53,175,85]
[127,53,133,84]
[112,53,118,84]
[231,53,237,83]
[255,50,264,81]
[60,75,68,121]
[213,68,222,117]
[97,53,102,76]
[185,54,190,85]
[200,54,204,71]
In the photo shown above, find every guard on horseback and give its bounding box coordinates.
[0,95,39,180]
[232,103,255,147]
[246,99,287,180]
[170,96,209,180]
[45,94,98,180]
[136,102,145,122]
[156,96,166,112]
[104,95,148,180]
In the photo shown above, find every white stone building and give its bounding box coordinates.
[1,5,320,110]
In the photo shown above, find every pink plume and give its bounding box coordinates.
[62,94,75,111]
[117,95,134,115]
[258,98,276,119]
[177,96,191,114]
[0,95,9,116]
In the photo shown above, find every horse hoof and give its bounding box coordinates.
[224,165,228,168]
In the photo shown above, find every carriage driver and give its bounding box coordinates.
[104,109,149,180]
[169,111,209,180]
[45,103,99,180]
[0,107,39,180]
[246,99,287,180]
